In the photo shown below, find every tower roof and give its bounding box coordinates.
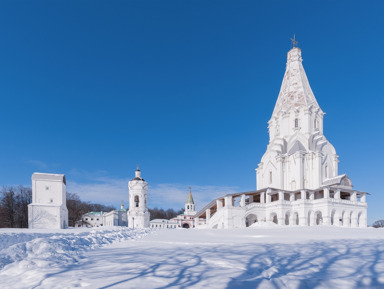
[186,187,194,204]
[271,46,322,118]
[131,165,145,181]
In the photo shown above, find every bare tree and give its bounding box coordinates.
[66,192,115,227]
[372,220,384,228]
[66,192,84,227]
[0,187,16,228]
[149,207,184,220]
[15,186,32,228]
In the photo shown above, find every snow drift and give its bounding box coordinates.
[0,228,151,278]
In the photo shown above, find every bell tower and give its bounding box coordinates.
[127,166,150,228]
[184,187,196,215]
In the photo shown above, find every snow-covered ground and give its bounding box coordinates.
[1,226,384,289]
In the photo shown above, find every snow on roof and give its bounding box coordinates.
[32,172,66,185]
[150,219,178,223]
[86,212,104,216]
[323,174,353,188]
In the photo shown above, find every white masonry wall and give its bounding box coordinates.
[28,173,68,229]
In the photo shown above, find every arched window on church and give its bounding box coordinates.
[269,171,272,184]
[314,119,318,129]
[325,165,328,178]
[295,118,299,128]
[187,205,189,210]
[134,195,139,207]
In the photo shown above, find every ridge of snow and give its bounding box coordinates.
[0,228,151,273]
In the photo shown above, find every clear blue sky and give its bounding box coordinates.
[0,1,383,224]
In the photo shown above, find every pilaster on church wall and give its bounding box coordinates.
[299,153,305,189]
[281,111,290,138]
[287,153,298,191]
[319,111,324,135]
[283,157,289,190]
[314,152,322,188]
[305,107,312,135]
[256,164,262,190]
[299,109,308,135]
[268,119,275,141]
[333,154,339,176]
[276,155,284,190]
[304,154,312,189]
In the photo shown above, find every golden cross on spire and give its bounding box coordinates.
[291,34,298,48]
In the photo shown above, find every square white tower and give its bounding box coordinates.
[28,172,69,229]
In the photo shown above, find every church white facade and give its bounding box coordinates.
[195,45,368,229]
[28,173,69,229]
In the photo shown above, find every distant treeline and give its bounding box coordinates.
[149,207,184,221]
[0,186,114,228]
[0,186,184,228]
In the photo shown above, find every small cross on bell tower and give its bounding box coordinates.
[290,34,298,48]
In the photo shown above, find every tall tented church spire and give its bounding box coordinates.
[184,187,196,215]
[257,42,339,192]
[271,41,322,119]
[186,187,194,204]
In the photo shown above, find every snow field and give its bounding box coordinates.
[0,227,151,288]
[1,227,384,289]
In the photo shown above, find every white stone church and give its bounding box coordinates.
[28,43,369,231]
[195,45,368,229]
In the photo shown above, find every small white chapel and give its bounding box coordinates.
[195,41,368,229]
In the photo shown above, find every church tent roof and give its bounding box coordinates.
[186,188,194,204]
[271,47,322,118]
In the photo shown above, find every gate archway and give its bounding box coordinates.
[245,214,258,227]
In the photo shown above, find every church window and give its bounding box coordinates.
[325,165,328,178]
[187,205,189,210]
[134,195,139,207]
[46,186,49,190]
[314,119,317,129]
[295,118,299,128]
[50,199,53,203]
[269,171,272,184]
